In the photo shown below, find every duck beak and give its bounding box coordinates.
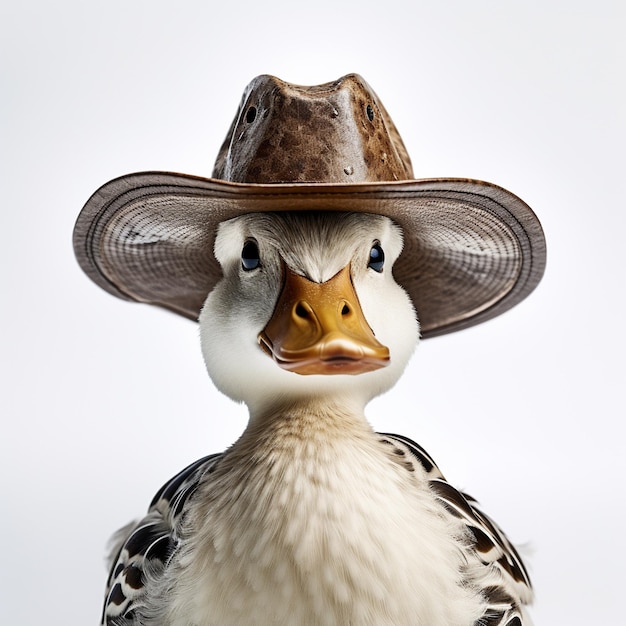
[258,265,390,375]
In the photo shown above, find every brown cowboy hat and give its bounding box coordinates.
[73,74,546,338]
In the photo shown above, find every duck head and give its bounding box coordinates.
[199,211,419,418]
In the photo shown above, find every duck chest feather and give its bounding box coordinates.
[156,412,485,626]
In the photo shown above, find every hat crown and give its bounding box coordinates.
[212,74,414,184]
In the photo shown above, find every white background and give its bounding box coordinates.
[2,1,624,623]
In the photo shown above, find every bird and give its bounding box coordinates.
[99,211,533,626]
[74,73,544,626]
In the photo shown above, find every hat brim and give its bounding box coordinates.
[73,172,546,338]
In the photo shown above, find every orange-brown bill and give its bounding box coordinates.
[258,265,390,375]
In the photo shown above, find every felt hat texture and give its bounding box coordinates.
[73,74,546,338]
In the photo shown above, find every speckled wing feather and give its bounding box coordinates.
[101,438,531,626]
[101,454,223,626]
[381,433,532,626]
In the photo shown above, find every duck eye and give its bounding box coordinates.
[368,243,384,272]
[241,240,260,271]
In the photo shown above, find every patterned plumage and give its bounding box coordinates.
[103,435,531,626]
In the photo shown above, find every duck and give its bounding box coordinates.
[73,74,544,626]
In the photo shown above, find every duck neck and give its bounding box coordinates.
[241,394,372,448]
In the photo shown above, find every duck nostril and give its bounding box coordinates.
[295,302,310,319]
[341,304,350,316]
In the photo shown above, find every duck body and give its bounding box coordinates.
[101,212,532,625]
